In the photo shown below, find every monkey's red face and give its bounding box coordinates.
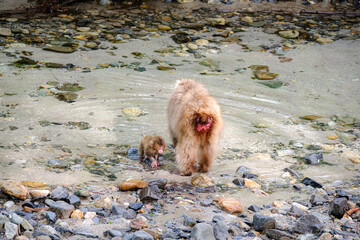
[195,116,213,132]
[157,146,164,154]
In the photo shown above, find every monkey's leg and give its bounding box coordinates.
[138,144,145,161]
[198,140,217,173]
[175,139,198,176]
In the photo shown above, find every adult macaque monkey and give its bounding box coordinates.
[167,79,223,176]
[138,135,165,169]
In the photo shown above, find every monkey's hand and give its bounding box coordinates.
[150,161,158,169]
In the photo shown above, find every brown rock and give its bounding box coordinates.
[120,179,148,191]
[71,209,84,220]
[130,218,147,230]
[214,196,243,214]
[21,181,47,188]
[244,178,261,189]
[191,174,215,188]
[1,180,28,200]
[94,197,112,209]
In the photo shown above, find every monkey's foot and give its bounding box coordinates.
[198,166,209,173]
[156,161,161,166]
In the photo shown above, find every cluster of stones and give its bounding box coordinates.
[1,173,359,239]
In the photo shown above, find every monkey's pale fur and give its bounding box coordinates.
[167,79,223,175]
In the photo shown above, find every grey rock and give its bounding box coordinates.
[147,178,168,189]
[236,165,249,174]
[294,215,324,234]
[289,205,304,217]
[310,195,327,206]
[67,194,81,207]
[104,229,123,238]
[139,186,160,201]
[161,230,177,239]
[330,198,349,219]
[284,168,302,178]
[0,213,9,229]
[51,186,69,200]
[213,221,229,240]
[37,225,58,235]
[129,202,143,211]
[265,229,296,239]
[303,153,323,165]
[45,211,57,224]
[248,204,261,212]
[125,230,154,240]
[111,205,126,215]
[182,214,196,227]
[5,222,18,239]
[9,212,34,231]
[228,226,242,236]
[45,199,75,218]
[252,214,276,232]
[191,223,216,240]
[123,209,137,219]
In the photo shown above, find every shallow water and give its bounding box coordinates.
[0,29,359,209]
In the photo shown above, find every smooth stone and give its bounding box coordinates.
[66,194,81,207]
[213,221,230,240]
[0,28,12,36]
[158,24,171,31]
[316,37,333,44]
[126,230,154,240]
[43,45,77,53]
[84,42,97,48]
[76,27,91,32]
[111,205,126,215]
[248,204,261,212]
[4,201,15,209]
[120,179,148,191]
[21,181,47,188]
[252,214,276,232]
[187,43,198,50]
[265,229,297,240]
[123,209,137,219]
[1,180,28,200]
[206,17,226,26]
[130,218,146,230]
[191,223,216,240]
[147,178,167,189]
[199,58,220,70]
[122,107,142,117]
[195,39,209,45]
[94,197,112,209]
[278,30,299,39]
[215,196,243,214]
[289,205,304,217]
[241,16,253,23]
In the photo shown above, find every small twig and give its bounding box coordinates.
[343,207,359,218]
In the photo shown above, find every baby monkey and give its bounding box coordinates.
[138,134,165,169]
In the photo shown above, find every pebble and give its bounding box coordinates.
[278,30,299,39]
[195,39,209,45]
[120,179,148,191]
[5,222,18,239]
[70,210,84,220]
[243,178,261,189]
[214,196,243,214]
[1,180,28,200]
[190,174,215,187]
[0,27,12,36]
[241,16,254,23]
[316,37,333,44]
[330,197,349,219]
[303,152,323,165]
[122,107,142,117]
[84,42,98,48]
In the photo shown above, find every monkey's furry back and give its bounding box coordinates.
[167,79,223,136]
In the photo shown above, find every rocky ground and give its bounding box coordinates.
[0,0,360,239]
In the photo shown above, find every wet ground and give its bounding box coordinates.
[0,0,360,229]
